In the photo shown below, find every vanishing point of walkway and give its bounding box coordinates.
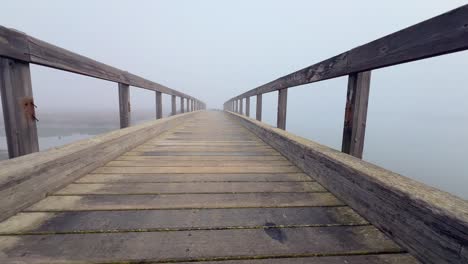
[0,111,417,263]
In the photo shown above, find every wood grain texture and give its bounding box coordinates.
[227,111,468,264]
[277,88,288,130]
[0,111,198,222]
[0,207,367,234]
[118,83,130,128]
[0,58,38,158]
[76,173,312,183]
[0,226,401,263]
[0,26,203,103]
[341,71,371,158]
[225,5,468,102]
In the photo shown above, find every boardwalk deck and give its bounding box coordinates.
[0,111,418,263]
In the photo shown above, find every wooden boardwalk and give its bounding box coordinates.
[0,111,417,263]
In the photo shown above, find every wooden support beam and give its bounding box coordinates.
[191,99,194,111]
[171,95,176,115]
[155,91,162,119]
[256,94,262,121]
[277,89,288,130]
[186,98,189,112]
[0,58,39,158]
[118,83,130,128]
[245,96,250,117]
[341,71,371,158]
[180,97,184,113]
[239,98,243,115]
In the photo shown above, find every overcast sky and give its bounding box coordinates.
[1,1,468,197]
[0,0,466,110]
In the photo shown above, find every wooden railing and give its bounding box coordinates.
[0,26,205,158]
[224,4,468,158]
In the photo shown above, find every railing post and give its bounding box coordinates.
[171,95,176,115]
[256,94,262,121]
[118,83,130,128]
[155,91,162,119]
[277,89,288,130]
[0,58,39,158]
[341,71,371,158]
[180,97,184,113]
[239,98,243,115]
[245,96,250,117]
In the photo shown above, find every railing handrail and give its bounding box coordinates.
[0,26,205,158]
[0,26,203,103]
[224,4,468,158]
[225,4,468,102]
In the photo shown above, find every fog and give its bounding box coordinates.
[0,1,467,198]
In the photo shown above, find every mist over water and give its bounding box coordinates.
[0,1,467,199]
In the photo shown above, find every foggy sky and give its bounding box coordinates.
[1,1,468,197]
[0,0,466,110]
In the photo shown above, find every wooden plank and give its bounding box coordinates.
[256,94,262,121]
[0,226,402,263]
[0,111,197,222]
[0,207,367,234]
[246,96,250,117]
[118,83,130,128]
[105,160,292,167]
[0,57,39,158]
[76,173,312,183]
[171,95,176,115]
[341,71,371,158]
[228,111,468,264]
[155,91,162,119]
[140,151,281,156]
[277,88,288,130]
[116,156,286,161]
[92,166,300,174]
[226,5,468,101]
[25,193,344,211]
[160,255,418,264]
[54,182,326,195]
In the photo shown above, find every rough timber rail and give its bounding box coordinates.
[0,5,467,264]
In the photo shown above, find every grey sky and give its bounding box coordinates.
[0,1,466,109]
[1,1,468,198]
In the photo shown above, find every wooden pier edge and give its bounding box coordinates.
[226,111,468,264]
[0,111,200,222]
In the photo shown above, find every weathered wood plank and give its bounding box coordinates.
[0,111,198,222]
[54,182,325,195]
[227,5,468,101]
[76,173,312,183]
[341,71,371,158]
[0,207,367,234]
[118,83,130,128]
[277,88,288,130]
[0,226,401,263]
[0,58,39,158]
[116,155,287,161]
[228,111,468,264]
[0,26,202,102]
[165,255,418,264]
[93,166,300,174]
[105,160,292,167]
[139,151,281,156]
[25,193,344,211]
